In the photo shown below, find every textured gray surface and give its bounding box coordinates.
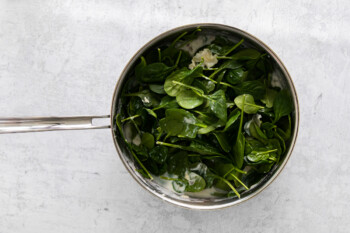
[0,0,349,232]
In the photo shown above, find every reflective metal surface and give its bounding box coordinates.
[0,116,110,134]
[0,23,299,210]
[111,23,299,210]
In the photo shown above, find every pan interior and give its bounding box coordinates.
[110,24,299,209]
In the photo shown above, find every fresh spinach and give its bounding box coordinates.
[116,29,294,198]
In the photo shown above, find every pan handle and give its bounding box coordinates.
[0,115,110,134]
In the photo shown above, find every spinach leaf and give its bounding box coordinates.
[189,140,224,156]
[153,96,179,110]
[231,48,260,60]
[234,80,266,100]
[144,108,157,118]
[176,89,204,109]
[135,56,147,81]
[156,141,225,157]
[213,132,231,153]
[276,115,292,140]
[141,132,154,150]
[167,151,189,176]
[159,109,203,138]
[124,90,159,107]
[185,172,206,192]
[164,66,203,96]
[273,90,293,123]
[249,120,268,144]
[246,149,278,163]
[140,63,174,83]
[261,88,277,108]
[232,95,246,168]
[116,31,294,197]
[222,108,240,132]
[190,162,215,188]
[149,146,168,164]
[207,89,227,122]
[234,94,264,114]
[225,68,248,85]
[149,84,166,94]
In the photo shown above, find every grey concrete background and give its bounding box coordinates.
[0,0,349,232]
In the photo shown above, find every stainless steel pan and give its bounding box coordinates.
[0,24,299,210]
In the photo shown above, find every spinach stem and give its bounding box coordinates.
[156,128,163,141]
[130,118,141,134]
[200,74,236,89]
[212,174,240,198]
[220,82,236,89]
[223,166,247,178]
[257,149,278,155]
[174,51,182,67]
[157,48,162,62]
[223,38,244,56]
[156,141,225,157]
[229,173,249,190]
[208,68,223,79]
[194,123,208,128]
[116,114,153,180]
[121,115,140,122]
[203,68,219,71]
[131,150,153,180]
[238,95,245,134]
[172,81,204,95]
[176,28,202,48]
[171,31,188,47]
[217,56,232,60]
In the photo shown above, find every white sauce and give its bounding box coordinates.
[123,122,133,143]
[180,35,215,56]
[183,117,195,124]
[271,72,284,89]
[132,134,141,146]
[153,171,227,198]
[184,186,226,198]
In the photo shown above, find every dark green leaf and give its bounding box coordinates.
[141,63,174,83]
[141,132,154,150]
[222,109,240,132]
[149,146,168,164]
[155,96,179,110]
[125,90,159,108]
[149,84,166,94]
[164,66,203,96]
[160,109,201,138]
[231,49,260,60]
[213,132,231,152]
[249,120,268,144]
[233,132,245,168]
[234,80,266,100]
[273,90,293,123]
[189,140,223,156]
[225,68,248,85]
[167,151,188,176]
[135,56,147,81]
[261,88,277,108]
[208,89,227,122]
